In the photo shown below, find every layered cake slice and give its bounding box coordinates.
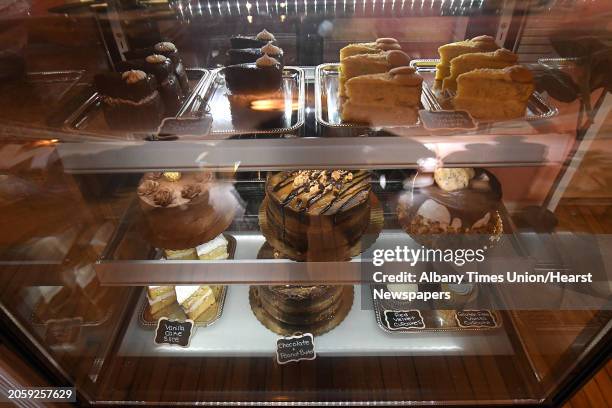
[94,70,164,130]
[264,170,372,261]
[147,286,177,315]
[435,35,499,82]
[224,54,282,95]
[342,66,423,125]
[339,37,401,60]
[453,65,534,120]
[442,48,518,92]
[196,234,229,260]
[176,285,216,320]
[339,50,410,96]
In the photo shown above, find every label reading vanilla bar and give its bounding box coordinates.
[419,110,477,131]
[383,310,426,330]
[276,333,316,364]
[154,317,194,347]
[455,310,497,328]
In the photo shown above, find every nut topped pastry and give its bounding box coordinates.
[227,42,285,66]
[138,171,238,249]
[397,168,502,243]
[263,170,372,260]
[230,29,277,49]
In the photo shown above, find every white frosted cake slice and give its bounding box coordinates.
[176,285,216,320]
[196,234,229,260]
[147,286,176,315]
[164,248,198,260]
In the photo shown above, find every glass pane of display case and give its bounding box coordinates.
[0,0,610,406]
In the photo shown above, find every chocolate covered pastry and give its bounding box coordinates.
[94,70,164,130]
[224,54,282,95]
[230,29,276,49]
[227,42,284,66]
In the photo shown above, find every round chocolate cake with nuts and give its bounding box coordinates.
[263,170,371,260]
[138,171,237,249]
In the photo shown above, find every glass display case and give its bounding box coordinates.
[0,0,610,405]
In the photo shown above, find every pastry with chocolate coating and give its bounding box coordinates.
[137,171,238,249]
[263,170,372,261]
[230,29,276,49]
[224,54,282,95]
[227,42,284,66]
[94,70,164,130]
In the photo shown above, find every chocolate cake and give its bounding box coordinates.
[256,285,344,325]
[397,168,503,249]
[230,29,276,49]
[94,70,164,130]
[224,55,282,95]
[137,171,238,249]
[227,42,284,66]
[263,170,372,261]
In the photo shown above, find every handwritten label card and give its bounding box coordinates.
[383,310,426,331]
[455,310,497,328]
[419,110,477,131]
[276,333,316,364]
[154,317,195,347]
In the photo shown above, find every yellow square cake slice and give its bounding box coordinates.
[342,101,418,126]
[339,50,411,96]
[344,67,423,107]
[147,286,177,315]
[196,234,229,260]
[453,65,534,120]
[176,285,216,320]
[435,35,499,81]
[442,48,518,92]
[339,37,400,60]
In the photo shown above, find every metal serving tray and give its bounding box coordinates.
[315,63,428,135]
[181,66,306,136]
[138,285,228,328]
[63,68,210,139]
[410,59,559,122]
[372,284,503,333]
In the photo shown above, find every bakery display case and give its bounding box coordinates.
[1,0,611,406]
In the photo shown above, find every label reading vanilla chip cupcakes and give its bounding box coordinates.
[276,333,316,364]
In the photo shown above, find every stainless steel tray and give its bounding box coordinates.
[138,285,228,328]
[410,59,559,122]
[181,66,306,136]
[372,284,503,333]
[63,68,210,139]
[315,63,427,133]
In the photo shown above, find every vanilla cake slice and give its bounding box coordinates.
[147,286,177,315]
[176,285,216,320]
[442,48,518,92]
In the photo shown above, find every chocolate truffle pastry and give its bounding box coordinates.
[94,70,164,130]
[264,170,372,260]
[230,29,276,49]
[256,285,344,325]
[227,42,284,66]
[138,171,238,250]
[224,54,283,95]
[397,168,503,249]
[154,42,189,94]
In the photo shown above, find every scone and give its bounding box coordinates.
[453,65,534,120]
[442,48,518,92]
[435,35,499,82]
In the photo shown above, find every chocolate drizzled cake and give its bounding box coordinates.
[263,170,372,260]
[138,171,237,249]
